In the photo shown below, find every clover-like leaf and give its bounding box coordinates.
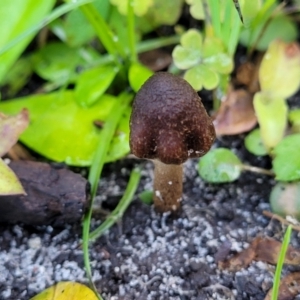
[110,0,153,16]
[186,0,205,20]
[203,52,233,74]
[259,40,300,99]
[198,148,242,183]
[184,64,219,91]
[173,29,202,69]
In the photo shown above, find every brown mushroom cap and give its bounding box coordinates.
[130,72,216,164]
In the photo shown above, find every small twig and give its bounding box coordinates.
[263,210,300,232]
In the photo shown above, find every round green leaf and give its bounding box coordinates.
[75,65,119,107]
[184,65,219,91]
[270,182,300,220]
[186,0,204,20]
[139,190,153,205]
[273,134,300,181]
[244,128,267,156]
[198,148,242,183]
[128,62,153,92]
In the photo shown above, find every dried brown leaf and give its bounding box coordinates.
[213,88,257,136]
[0,109,29,157]
[219,237,300,272]
[265,272,300,300]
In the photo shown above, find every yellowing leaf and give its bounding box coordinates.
[253,92,288,151]
[0,158,25,195]
[30,282,98,300]
[259,40,300,98]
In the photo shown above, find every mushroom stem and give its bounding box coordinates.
[153,160,183,212]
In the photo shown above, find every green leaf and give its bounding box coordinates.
[110,0,153,16]
[52,0,110,47]
[203,52,233,74]
[240,0,261,27]
[75,65,119,107]
[184,64,219,91]
[272,134,300,181]
[139,190,153,205]
[253,92,287,151]
[128,62,153,92]
[0,91,131,166]
[172,29,202,69]
[31,42,86,84]
[1,57,32,97]
[259,40,300,99]
[186,0,204,20]
[239,14,298,51]
[143,0,184,27]
[289,109,300,133]
[0,0,56,84]
[270,182,300,220]
[198,148,242,183]
[244,128,268,156]
[0,158,25,195]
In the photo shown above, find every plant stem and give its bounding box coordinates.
[241,164,274,176]
[153,160,183,213]
[89,167,141,242]
[82,93,132,299]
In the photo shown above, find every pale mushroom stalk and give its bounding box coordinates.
[153,160,183,212]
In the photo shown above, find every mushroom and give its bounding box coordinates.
[129,72,216,213]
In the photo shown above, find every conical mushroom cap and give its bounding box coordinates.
[130,72,216,164]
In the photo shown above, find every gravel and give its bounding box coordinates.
[1,155,300,300]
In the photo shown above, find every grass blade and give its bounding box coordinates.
[89,167,141,242]
[271,225,292,300]
[82,92,132,299]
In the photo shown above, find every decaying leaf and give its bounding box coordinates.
[213,88,257,136]
[265,272,300,300]
[0,108,29,156]
[30,281,97,300]
[219,237,300,272]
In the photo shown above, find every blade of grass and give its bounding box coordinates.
[227,4,242,56]
[82,92,133,299]
[0,0,94,56]
[89,167,141,242]
[80,3,127,68]
[271,225,292,300]
[127,0,137,63]
[207,0,221,39]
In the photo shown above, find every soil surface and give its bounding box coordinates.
[1,135,300,300]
